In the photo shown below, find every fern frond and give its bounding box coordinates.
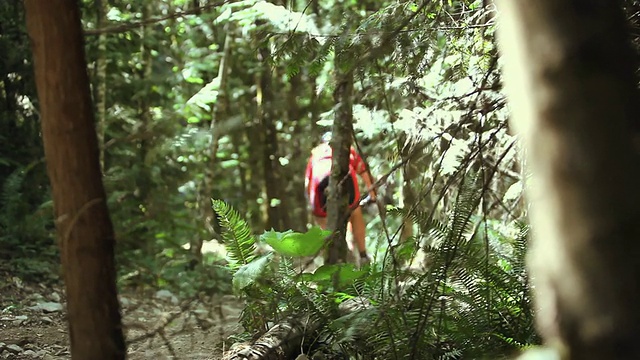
[211,199,256,270]
[309,36,336,76]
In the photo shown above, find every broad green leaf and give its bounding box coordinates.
[302,263,367,287]
[232,254,272,293]
[185,76,204,84]
[260,227,329,257]
[221,159,239,169]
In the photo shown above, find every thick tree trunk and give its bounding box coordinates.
[326,67,354,265]
[24,1,126,359]
[497,1,640,358]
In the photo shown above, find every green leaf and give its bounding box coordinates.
[185,76,204,84]
[302,263,367,287]
[232,254,273,293]
[260,226,329,257]
[221,159,239,169]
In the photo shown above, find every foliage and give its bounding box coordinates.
[212,199,256,269]
[217,184,537,358]
[0,2,56,282]
[0,167,57,281]
[2,0,592,355]
[260,226,330,257]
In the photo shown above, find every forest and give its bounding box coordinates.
[2,0,640,359]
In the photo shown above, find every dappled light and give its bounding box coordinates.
[1,0,639,359]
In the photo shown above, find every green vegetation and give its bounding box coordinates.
[7,0,639,358]
[214,173,536,358]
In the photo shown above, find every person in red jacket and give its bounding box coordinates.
[305,132,376,263]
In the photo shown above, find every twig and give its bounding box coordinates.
[159,330,179,359]
[128,297,199,344]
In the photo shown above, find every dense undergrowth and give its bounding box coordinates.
[214,172,538,360]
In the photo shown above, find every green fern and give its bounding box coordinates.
[309,36,337,77]
[211,199,256,270]
[219,172,536,359]
[340,172,536,359]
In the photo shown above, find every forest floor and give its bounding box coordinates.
[0,276,244,360]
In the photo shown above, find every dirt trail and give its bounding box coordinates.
[0,280,243,360]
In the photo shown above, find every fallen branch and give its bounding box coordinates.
[221,297,372,360]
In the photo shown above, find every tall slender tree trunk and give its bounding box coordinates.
[136,3,154,257]
[326,63,354,265]
[24,1,125,358]
[231,130,248,208]
[95,0,108,172]
[497,1,640,358]
[256,32,289,231]
[192,25,233,265]
[245,113,265,231]
[308,1,322,140]
[399,136,418,242]
[287,73,308,232]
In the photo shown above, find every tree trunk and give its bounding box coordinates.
[326,65,354,265]
[95,0,108,172]
[256,33,289,231]
[24,1,126,359]
[497,1,640,358]
[231,130,249,215]
[192,25,233,265]
[399,135,418,242]
[245,114,266,231]
[308,0,322,140]
[287,73,309,232]
[136,3,153,256]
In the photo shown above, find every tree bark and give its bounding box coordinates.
[497,1,640,358]
[326,66,354,265]
[256,31,289,231]
[24,1,126,359]
[136,2,153,256]
[221,297,371,360]
[287,73,309,232]
[193,24,233,265]
[245,113,266,231]
[95,0,108,172]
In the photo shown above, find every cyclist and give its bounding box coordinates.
[304,132,376,264]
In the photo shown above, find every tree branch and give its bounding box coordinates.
[83,1,226,36]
